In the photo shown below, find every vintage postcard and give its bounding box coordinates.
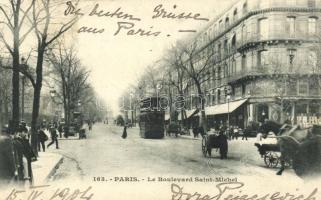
[0,0,321,199]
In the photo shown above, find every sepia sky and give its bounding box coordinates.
[0,0,236,116]
[73,0,236,116]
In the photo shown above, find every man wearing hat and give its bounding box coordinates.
[47,126,59,149]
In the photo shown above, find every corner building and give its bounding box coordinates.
[188,0,321,128]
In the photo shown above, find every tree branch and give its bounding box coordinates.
[0,6,14,29]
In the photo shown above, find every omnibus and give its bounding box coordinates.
[139,97,165,139]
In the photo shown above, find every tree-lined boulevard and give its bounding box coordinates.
[50,124,301,182]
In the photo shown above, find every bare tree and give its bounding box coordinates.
[46,42,90,134]
[175,41,214,132]
[164,46,192,124]
[0,0,36,131]
[24,0,78,154]
[140,64,164,96]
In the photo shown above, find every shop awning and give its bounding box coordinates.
[178,109,199,120]
[205,99,247,116]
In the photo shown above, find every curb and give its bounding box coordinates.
[178,135,201,140]
[45,156,64,181]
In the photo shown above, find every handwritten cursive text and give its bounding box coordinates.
[171,182,318,200]
[152,4,209,21]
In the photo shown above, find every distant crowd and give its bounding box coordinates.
[0,119,94,186]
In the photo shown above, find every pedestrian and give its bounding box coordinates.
[19,122,28,134]
[228,126,233,140]
[233,126,239,140]
[242,128,248,140]
[37,127,48,152]
[79,122,87,139]
[21,132,36,184]
[0,126,16,185]
[122,125,127,139]
[47,126,59,149]
[14,131,36,185]
[218,130,228,159]
[88,121,93,131]
[256,132,263,143]
[58,124,63,138]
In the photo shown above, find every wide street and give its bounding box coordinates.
[45,123,302,183]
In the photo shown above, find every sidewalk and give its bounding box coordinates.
[32,152,63,185]
[179,133,277,144]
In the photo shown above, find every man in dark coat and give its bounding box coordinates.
[0,128,16,185]
[58,124,63,138]
[22,133,36,183]
[47,126,59,149]
[37,127,48,152]
[218,131,228,159]
[122,125,127,139]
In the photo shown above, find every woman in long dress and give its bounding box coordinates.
[121,125,127,139]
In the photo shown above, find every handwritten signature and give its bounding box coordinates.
[171,182,318,200]
[5,185,94,200]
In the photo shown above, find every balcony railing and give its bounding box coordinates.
[227,67,321,83]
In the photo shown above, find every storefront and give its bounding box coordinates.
[205,99,247,129]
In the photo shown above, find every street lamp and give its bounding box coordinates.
[156,83,162,111]
[227,94,231,129]
[20,57,28,120]
[50,90,61,122]
[130,92,134,125]
[225,86,232,130]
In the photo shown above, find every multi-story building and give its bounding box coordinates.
[179,0,321,128]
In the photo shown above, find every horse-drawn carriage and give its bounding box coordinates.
[254,143,281,168]
[258,120,321,177]
[201,129,228,159]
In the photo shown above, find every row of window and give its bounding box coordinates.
[258,16,318,39]
[192,48,318,92]
[184,78,320,108]
[197,1,248,46]
[194,15,319,69]
[198,1,318,46]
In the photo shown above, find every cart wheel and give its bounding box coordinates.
[264,152,279,168]
[202,136,208,157]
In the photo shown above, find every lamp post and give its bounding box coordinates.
[50,90,58,122]
[156,83,162,111]
[130,92,134,125]
[50,90,64,122]
[225,85,232,130]
[77,100,83,124]
[227,94,231,129]
[20,57,28,121]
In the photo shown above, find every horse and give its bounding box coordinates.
[259,120,321,177]
[192,126,206,138]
